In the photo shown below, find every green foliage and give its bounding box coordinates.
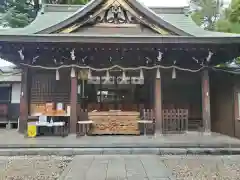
[228,0,240,22]
[0,0,37,28]
[214,0,240,33]
[215,19,232,32]
[191,11,203,27]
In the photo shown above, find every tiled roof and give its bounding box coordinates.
[157,13,240,37]
[0,2,239,37]
[0,74,21,82]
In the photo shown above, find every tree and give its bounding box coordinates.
[215,0,240,33]
[190,0,224,30]
[0,0,39,28]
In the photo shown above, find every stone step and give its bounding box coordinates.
[0,147,240,156]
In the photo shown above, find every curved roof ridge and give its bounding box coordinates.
[37,0,103,34]
[42,4,84,12]
[151,6,189,14]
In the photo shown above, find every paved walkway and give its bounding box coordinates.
[60,155,174,180]
[0,130,240,148]
[60,155,240,180]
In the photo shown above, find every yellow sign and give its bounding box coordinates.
[27,125,37,138]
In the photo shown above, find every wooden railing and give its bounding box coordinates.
[162,109,188,133]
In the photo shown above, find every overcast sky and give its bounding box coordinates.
[0,0,232,67]
[139,0,189,7]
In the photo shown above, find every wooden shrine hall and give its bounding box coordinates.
[1,0,240,137]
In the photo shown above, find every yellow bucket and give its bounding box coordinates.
[27,124,37,138]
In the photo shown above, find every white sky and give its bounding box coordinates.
[139,0,189,7]
[0,0,232,67]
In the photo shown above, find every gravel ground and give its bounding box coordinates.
[162,155,240,180]
[0,156,72,180]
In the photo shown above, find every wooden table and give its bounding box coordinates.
[29,114,70,135]
[28,121,66,137]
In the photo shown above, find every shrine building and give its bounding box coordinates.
[1,0,240,137]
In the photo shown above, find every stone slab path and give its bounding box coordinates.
[60,155,174,180]
[60,155,240,180]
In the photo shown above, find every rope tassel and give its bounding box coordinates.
[70,67,76,78]
[172,68,176,79]
[156,68,161,79]
[88,69,92,79]
[56,69,60,80]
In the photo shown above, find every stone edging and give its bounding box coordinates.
[0,148,240,156]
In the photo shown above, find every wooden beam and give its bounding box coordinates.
[70,76,78,134]
[154,78,162,133]
[202,69,211,132]
[19,67,29,133]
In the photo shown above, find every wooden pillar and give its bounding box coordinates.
[154,78,162,133]
[70,75,78,133]
[201,69,211,132]
[19,67,29,133]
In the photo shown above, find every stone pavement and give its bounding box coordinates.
[60,155,174,180]
[59,155,240,180]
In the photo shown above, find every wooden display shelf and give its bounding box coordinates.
[89,111,140,135]
[91,131,140,135]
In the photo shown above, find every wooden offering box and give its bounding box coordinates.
[89,111,140,135]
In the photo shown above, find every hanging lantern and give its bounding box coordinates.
[156,68,161,79]
[56,69,60,80]
[70,67,76,78]
[172,68,176,79]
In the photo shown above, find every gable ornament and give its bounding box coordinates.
[95,1,136,24]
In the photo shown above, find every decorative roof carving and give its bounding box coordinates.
[59,0,170,35]
[95,1,136,24]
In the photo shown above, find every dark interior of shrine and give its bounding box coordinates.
[28,67,204,131]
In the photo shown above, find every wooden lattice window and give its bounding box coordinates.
[30,70,71,104]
